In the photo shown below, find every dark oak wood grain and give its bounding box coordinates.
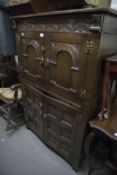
[12,7,117,171]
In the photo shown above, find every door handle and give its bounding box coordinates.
[44,58,50,67]
[35,56,44,65]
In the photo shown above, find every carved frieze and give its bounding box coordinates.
[17,19,91,33]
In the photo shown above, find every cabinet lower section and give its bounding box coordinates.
[23,83,82,167]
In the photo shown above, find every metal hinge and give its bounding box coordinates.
[84,41,94,54]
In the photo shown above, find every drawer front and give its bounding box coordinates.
[23,84,44,139]
[43,94,80,163]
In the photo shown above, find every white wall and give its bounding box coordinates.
[111,0,117,9]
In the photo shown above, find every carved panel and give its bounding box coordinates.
[44,94,80,162]
[23,40,40,57]
[48,41,80,93]
[50,42,79,70]
[23,40,40,77]
[24,85,44,139]
[23,83,81,162]
[42,31,91,103]
[20,36,45,80]
[17,19,92,33]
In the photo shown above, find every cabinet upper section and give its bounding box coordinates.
[17,30,100,104]
[13,7,117,102]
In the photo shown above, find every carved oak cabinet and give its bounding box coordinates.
[12,8,117,171]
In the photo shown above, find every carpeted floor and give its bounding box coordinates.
[0,117,115,175]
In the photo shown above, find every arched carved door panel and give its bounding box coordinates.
[45,32,89,100]
[19,32,45,81]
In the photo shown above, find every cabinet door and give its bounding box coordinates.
[43,94,80,163]
[23,83,44,139]
[45,32,89,101]
[19,32,45,82]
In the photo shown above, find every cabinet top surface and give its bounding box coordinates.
[11,7,117,19]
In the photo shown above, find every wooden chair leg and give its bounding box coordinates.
[98,62,110,119]
[6,104,23,131]
[85,131,96,175]
[6,105,15,130]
